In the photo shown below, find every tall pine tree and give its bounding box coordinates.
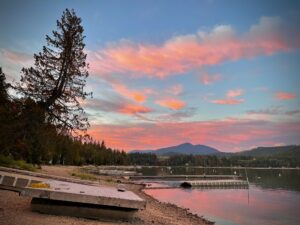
[17,9,91,135]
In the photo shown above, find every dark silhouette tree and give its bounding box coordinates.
[16,9,91,135]
[0,67,9,103]
[0,68,12,155]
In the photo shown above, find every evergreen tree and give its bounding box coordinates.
[0,67,9,103]
[0,68,12,155]
[16,9,91,135]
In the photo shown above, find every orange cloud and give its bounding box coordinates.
[275,92,297,100]
[156,98,186,110]
[112,83,147,103]
[211,98,245,105]
[118,104,152,115]
[89,17,297,78]
[200,73,222,85]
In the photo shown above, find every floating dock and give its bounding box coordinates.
[82,168,140,176]
[0,169,146,221]
[180,179,249,188]
[143,179,249,189]
[130,174,241,180]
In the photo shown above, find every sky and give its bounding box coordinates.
[1,0,300,152]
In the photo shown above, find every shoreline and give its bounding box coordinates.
[0,165,214,225]
[127,181,214,225]
[140,186,214,225]
[85,165,300,170]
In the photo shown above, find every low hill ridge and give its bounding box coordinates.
[130,144,300,158]
[130,143,220,155]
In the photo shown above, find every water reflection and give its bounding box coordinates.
[145,186,300,225]
[140,167,300,225]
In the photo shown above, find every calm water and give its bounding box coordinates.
[139,167,300,225]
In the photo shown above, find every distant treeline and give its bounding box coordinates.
[128,151,300,167]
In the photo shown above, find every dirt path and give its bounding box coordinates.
[0,165,213,225]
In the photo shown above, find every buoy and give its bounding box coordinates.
[180,182,192,188]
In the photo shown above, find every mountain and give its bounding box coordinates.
[130,143,220,156]
[236,145,300,158]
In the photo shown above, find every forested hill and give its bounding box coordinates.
[236,145,300,158]
[131,143,300,158]
[130,143,220,155]
[129,145,300,167]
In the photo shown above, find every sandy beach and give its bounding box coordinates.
[0,166,213,225]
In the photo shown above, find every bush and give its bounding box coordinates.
[0,154,36,171]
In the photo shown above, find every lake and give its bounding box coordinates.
[139,167,300,225]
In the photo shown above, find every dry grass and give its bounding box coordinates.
[71,172,98,181]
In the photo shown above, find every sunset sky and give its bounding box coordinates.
[1,0,300,152]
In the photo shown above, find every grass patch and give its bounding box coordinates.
[105,177,113,183]
[71,172,98,181]
[0,154,37,171]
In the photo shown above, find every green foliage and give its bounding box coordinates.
[128,153,158,165]
[163,153,300,167]
[0,154,36,171]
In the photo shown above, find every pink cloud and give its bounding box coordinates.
[88,119,300,151]
[200,73,222,85]
[227,89,244,98]
[210,89,245,105]
[89,17,297,78]
[211,98,245,105]
[167,84,183,95]
[275,92,297,100]
[156,98,186,110]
